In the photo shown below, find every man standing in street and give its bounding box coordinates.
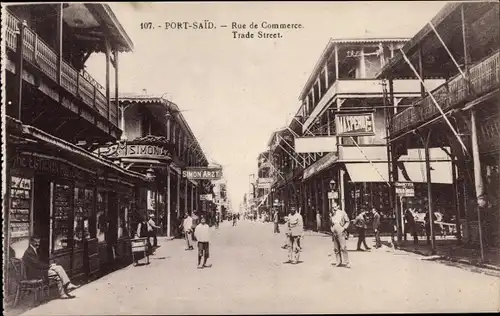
[182,213,194,250]
[372,208,381,248]
[286,206,303,264]
[316,210,322,232]
[405,207,419,245]
[194,216,211,269]
[354,211,371,251]
[148,214,160,248]
[273,209,280,233]
[330,203,351,268]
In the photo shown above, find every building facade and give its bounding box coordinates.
[95,93,211,237]
[4,3,144,300]
[378,2,499,250]
[267,37,443,230]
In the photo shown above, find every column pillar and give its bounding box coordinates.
[191,182,194,212]
[184,178,188,216]
[177,171,181,219]
[166,166,171,237]
[471,110,485,261]
[339,169,346,210]
[424,131,436,253]
[334,44,339,80]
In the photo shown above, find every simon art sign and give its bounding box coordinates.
[335,113,375,137]
[182,167,223,180]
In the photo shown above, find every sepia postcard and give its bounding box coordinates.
[2,1,499,315]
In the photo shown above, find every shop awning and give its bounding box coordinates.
[20,123,146,181]
[345,163,389,183]
[303,152,338,181]
[397,161,453,184]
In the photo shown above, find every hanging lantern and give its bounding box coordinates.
[145,168,156,182]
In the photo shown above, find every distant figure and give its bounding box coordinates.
[371,208,381,248]
[148,214,160,248]
[316,211,322,232]
[233,214,238,226]
[286,206,304,264]
[354,211,370,251]
[194,216,211,269]
[215,213,220,229]
[273,210,280,233]
[404,208,418,245]
[136,216,151,252]
[182,213,194,250]
[424,212,438,245]
[281,210,291,249]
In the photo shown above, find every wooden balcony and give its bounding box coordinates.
[5,10,119,134]
[390,51,500,136]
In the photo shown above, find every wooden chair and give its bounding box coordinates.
[10,258,45,307]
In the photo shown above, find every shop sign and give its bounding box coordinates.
[395,182,415,197]
[12,154,86,180]
[97,142,172,160]
[335,113,375,137]
[182,167,223,180]
[200,194,213,201]
[327,191,339,199]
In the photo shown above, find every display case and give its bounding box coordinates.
[52,183,73,252]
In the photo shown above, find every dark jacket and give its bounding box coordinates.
[22,246,49,279]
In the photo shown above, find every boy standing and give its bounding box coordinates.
[194,216,211,269]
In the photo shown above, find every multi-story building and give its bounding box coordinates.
[254,152,273,219]
[213,177,229,221]
[268,37,445,230]
[378,2,499,252]
[4,3,144,299]
[95,93,211,237]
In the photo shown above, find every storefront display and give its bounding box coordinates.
[96,191,108,242]
[52,183,72,252]
[74,187,94,247]
[10,176,32,238]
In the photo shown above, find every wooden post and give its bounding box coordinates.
[184,179,188,216]
[16,20,26,120]
[105,38,111,120]
[339,169,346,210]
[177,172,181,219]
[359,47,366,78]
[418,46,425,97]
[191,181,194,213]
[56,4,63,85]
[423,130,436,253]
[166,166,171,237]
[114,51,119,126]
[314,179,319,225]
[334,44,339,80]
[470,110,485,262]
[451,155,462,244]
[461,5,470,94]
[324,64,329,91]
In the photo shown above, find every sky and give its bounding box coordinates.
[85,1,448,211]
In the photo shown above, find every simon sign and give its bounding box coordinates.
[96,141,172,160]
[335,113,375,137]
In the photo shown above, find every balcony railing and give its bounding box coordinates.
[5,10,119,129]
[391,51,500,136]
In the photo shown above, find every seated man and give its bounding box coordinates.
[22,236,78,299]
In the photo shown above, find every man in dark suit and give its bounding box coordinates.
[22,236,78,299]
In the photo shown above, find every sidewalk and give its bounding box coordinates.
[391,238,500,272]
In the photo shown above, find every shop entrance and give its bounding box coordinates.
[33,174,51,263]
